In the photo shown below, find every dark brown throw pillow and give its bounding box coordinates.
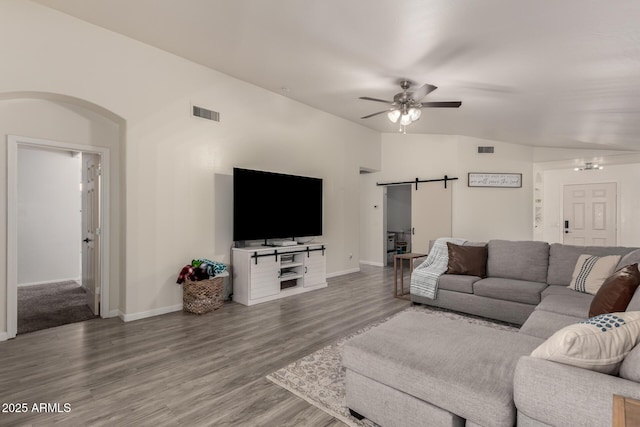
[589,263,640,317]
[446,242,488,277]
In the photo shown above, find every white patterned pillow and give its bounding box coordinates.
[568,254,621,295]
[531,311,640,374]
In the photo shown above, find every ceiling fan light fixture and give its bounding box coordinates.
[409,107,421,121]
[574,162,604,171]
[387,109,401,123]
[400,113,412,126]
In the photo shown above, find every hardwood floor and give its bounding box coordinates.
[0,265,410,426]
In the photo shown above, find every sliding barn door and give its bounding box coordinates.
[411,183,452,254]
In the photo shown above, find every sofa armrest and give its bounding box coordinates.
[514,356,640,427]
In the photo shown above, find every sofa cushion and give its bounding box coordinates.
[536,293,592,319]
[487,240,549,283]
[541,284,581,299]
[473,277,547,305]
[589,263,640,317]
[519,310,584,340]
[437,274,480,294]
[547,243,634,286]
[446,242,487,277]
[568,254,621,294]
[530,311,640,375]
[343,312,542,427]
[619,343,640,382]
[514,356,640,427]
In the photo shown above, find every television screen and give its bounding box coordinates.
[233,168,323,242]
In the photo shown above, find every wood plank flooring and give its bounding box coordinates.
[0,265,409,426]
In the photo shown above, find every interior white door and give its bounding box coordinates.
[411,183,452,254]
[563,182,617,246]
[81,153,101,315]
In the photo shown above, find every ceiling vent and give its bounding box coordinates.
[477,146,494,154]
[192,105,220,122]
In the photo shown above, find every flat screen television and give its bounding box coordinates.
[233,168,323,242]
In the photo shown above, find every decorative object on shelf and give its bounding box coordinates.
[468,172,522,188]
[359,80,462,134]
[574,162,603,171]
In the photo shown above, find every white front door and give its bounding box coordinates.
[81,153,101,315]
[563,182,617,246]
[411,183,452,254]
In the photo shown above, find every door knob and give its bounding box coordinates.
[83,238,92,243]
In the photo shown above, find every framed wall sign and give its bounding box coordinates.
[468,173,522,188]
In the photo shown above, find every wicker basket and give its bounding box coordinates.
[182,276,224,314]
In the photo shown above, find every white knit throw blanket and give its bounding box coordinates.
[410,237,467,299]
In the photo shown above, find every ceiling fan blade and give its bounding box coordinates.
[411,83,438,101]
[359,96,394,104]
[420,101,462,108]
[361,110,391,119]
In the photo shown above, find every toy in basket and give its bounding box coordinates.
[177,259,227,314]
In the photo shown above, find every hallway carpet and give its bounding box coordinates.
[18,281,97,334]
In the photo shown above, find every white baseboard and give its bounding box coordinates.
[120,304,183,322]
[326,267,360,278]
[360,260,384,267]
[0,331,9,342]
[107,309,120,318]
[18,277,81,287]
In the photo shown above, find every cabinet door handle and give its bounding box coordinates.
[304,266,308,274]
[412,227,415,235]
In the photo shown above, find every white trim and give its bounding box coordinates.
[359,260,384,267]
[108,309,121,318]
[7,135,111,339]
[0,332,9,342]
[18,278,81,287]
[120,304,183,322]
[326,268,361,278]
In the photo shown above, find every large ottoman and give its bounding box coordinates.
[343,312,543,427]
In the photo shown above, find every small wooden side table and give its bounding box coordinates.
[613,394,640,427]
[394,252,427,298]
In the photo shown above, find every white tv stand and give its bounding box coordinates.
[232,243,327,306]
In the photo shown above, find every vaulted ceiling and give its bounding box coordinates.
[35,0,640,150]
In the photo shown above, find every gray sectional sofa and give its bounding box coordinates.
[344,240,640,427]
[411,240,639,325]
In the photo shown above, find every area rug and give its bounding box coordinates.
[266,306,518,426]
[18,280,98,334]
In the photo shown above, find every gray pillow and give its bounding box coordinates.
[620,343,640,382]
[618,248,640,271]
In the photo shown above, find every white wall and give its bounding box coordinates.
[359,134,534,265]
[454,136,533,241]
[17,147,81,285]
[539,163,640,246]
[0,1,381,326]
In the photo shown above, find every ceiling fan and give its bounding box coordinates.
[359,80,461,132]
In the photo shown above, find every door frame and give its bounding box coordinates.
[7,135,110,339]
